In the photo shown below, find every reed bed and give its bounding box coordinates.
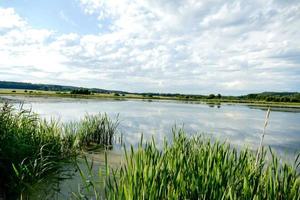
[77,130,300,200]
[1,102,299,199]
[0,103,119,199]
[74,114,119,149]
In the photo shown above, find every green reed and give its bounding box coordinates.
[0,103,118,199]
[77,129,300,200]
[73,114,119,149]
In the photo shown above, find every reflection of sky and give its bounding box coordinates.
[8,96,300,159]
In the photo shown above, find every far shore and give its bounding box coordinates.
[1,89,300,109]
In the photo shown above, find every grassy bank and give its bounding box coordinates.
[78,131,300,199]
[1,89,300,108]
[0,103,118,199]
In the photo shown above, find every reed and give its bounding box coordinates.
[76,129,300,199]
[0,103,119,199]
[75,114,119,149]
[0,103,71,199]
[255,107,271,166]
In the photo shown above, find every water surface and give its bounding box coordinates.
[2,95,300,198]
[2,95,299,159]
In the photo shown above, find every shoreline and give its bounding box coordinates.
[1,92,300,109]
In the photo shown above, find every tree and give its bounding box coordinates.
[208,94,215,99]
[70,89,91,95]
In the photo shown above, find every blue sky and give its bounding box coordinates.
[0,0,299,94]
[0,0,100,34]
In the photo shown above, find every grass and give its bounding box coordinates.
[76,130,300,200]
[0,103,119,199]
[1,89,300,108]
[77,114,118,149]
[0,103,72,199]
[1,102,300,199]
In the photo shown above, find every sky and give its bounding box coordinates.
[0,0,299,95]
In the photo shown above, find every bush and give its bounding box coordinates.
[207,94,215,99]
[70,89,91,95]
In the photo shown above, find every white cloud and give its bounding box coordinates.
[0,7,26,29]
[1,0,300,94]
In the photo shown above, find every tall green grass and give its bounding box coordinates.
[72,114,119,149]
[2,102,299,199]
[77,130,300,199]
[0,103,119,199]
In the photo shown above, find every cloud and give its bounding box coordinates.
[0,1,300,94]
[0,7,26,29]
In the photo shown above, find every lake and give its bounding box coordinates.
[2,95,299,159]
[2,95,300,198]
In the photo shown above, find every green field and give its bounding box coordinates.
[1,89,300,108]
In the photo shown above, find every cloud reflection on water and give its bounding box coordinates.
[8,96,299,160]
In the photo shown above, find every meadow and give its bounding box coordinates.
[0,102,299,199]
[1,89,300,109]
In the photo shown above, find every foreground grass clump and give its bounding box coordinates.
[101,131,300,199]
[73,114,119,149]
[0,103,74,199]
[0,103,118,199]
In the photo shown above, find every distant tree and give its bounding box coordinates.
[114,93,120,96]
[71,89,91,95]
[12,90,16,93]
[289,97,297,102]
[280,97,289,102]
[266,96,277,102]
[217,94,221,99]
[208,94,215,99]
[24,90,28,93]
[247,94,257,99]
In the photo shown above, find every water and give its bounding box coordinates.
[2,95,300,157]
[2,95,300,198]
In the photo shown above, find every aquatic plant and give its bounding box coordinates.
[77,130,300,199]
[75,114,119,149]
[0,103,74,199]
[0,103,119,199]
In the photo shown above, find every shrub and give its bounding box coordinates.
[70,89,91,95]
